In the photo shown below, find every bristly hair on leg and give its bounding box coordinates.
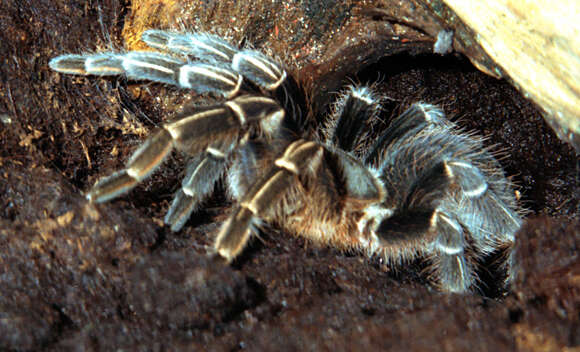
[322,85,383,155]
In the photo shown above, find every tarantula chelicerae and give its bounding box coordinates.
[50,30,523,293]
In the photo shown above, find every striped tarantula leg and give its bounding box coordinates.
[325,85,382,152]
[376,159,507,292]
[232,50,287,90]
[87,128,174,202]
[50,52,243,97]
[141,30,238,63]
[50,52,185,82]
[215,140,324,262]
[164,140,233,231]
[49,53,124,76]
[436,158,519,292]
[364,103,447,164]
[165,95,284,153]
[444,160,520,249]
[143,30,287,91]
[375,207,476,292]
[226,135,262,200]
[430,211,475,292]
[376,210,476,292]
[375,161,452,263]
[88,96,284,203]
[444,159,520,289]
[423,159,517,292]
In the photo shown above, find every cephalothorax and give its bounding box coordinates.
[50,30,522,293]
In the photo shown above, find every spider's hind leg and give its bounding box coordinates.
[428,211,477,292]
[375,158,480,292]
[370,102,519,292]
[323,85,382,154]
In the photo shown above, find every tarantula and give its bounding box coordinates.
[50,30,522,293]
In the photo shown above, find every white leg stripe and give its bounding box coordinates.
[463,182,488,198]
[351,87,375,105]
[123,58,175,74]
[448,160,475,169]
[207,147,226,158]
[164,108,228,140]
[180,66,237,86]
[275,158,298,174]
[183,187,195,197]
[243,170,285,215]
[126,167,141,180]
[266,70,287,90]
[438,212,463,233]
[444,162,455,178]
[241,54,278,80]
[190,37,230,60]
[224,101,247,125]
[436,243,463,255]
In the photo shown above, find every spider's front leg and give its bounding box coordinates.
[50,30,292,231]
[86,95,284,204]
[49,30,287,97]
[215,139,385,262]
[215,140,323,261]
[50,51,243,98]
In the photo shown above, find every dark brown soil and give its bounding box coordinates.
[1,0,578,351]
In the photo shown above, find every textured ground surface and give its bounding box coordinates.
[0,0,578,351]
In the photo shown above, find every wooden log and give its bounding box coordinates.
[439,0,580,152]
